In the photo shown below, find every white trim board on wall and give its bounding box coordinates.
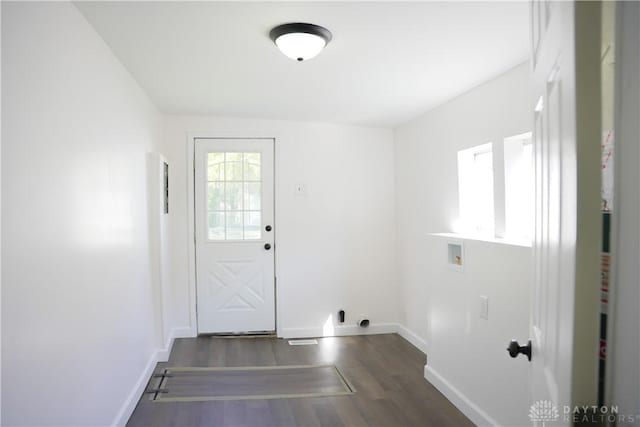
[424,365,500,427]
[186,132,283,337]
[397,324,429,355]
[112,326,192,427]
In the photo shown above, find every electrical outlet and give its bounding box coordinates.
[480,295,489,320]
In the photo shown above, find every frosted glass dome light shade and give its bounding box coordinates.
[275,33,326,62]
[269,23,332,62]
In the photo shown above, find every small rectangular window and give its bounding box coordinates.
[504,133,534,241]
[457,143,495,234]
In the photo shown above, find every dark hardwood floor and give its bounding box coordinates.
[127,334,473,427]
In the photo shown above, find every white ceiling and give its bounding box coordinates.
[76,1,529,128]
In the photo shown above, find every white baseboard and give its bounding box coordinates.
[424,365,499,427]
[156,326,193,361]
[112,326,191,427]
[111,348,159,427]
[280,322,398,339]
[396,324,428,354]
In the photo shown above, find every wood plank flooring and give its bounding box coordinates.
[127,334,473,427]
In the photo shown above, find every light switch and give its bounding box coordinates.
[480,295,489,320]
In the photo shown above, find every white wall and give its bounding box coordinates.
[161,116,399,338]
[2,2,165,426]
[394,63,533,426]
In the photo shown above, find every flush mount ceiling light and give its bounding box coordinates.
[269,23,332,62]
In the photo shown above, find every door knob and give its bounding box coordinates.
[264,243,271,250]
[265,225,272,232]
[507,339,532,361]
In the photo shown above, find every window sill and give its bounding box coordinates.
[429,232,532,248]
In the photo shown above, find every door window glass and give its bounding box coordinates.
[206,152,262,240]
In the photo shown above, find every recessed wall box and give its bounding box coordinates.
[447,241,464,272]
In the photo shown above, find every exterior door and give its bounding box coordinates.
[528,1,601,423]
[194,138,275,334]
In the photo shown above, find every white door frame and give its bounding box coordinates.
[186,132,282,336]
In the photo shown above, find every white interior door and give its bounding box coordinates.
[530,0,575,413]
[528,1,601,422]
[194,138,275,334]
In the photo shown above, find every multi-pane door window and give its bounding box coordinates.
[207,152,262,240]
